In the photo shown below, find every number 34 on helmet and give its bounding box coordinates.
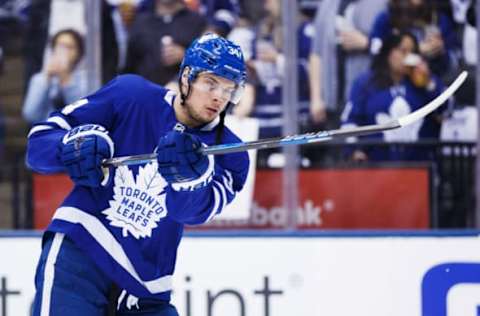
[180,33,246,104]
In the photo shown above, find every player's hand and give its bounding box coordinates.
[60,124,113,187]
[156,131,210,184]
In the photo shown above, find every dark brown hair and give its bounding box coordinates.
[388,0,437,31]
[50,28,85,68]
[370,31,419,89]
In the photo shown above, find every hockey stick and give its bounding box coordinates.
[103,71,467,167]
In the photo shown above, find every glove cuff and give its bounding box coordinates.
[62,124,115,158]
[171,155,215,192]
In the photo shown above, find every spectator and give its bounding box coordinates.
[369,0,459,77]
[123,0,207,85]
[204,9,237,38]
[248,0,313,139]
[165,8,236,92]
[308,0,387,128]
[341,31,446,161]
[439,0,477,143]
[454,0,477,67]
[21,0,51,89]
[22,29,87,124]
[199,0,241,18]
[228,10,256,61]
[102,0,141,83]
[227,13,256,119]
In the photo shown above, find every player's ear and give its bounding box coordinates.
[181,67,190,85]
[180,67,190,94]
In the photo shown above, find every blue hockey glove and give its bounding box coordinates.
[60,124,114,188]
[156,131,212,187]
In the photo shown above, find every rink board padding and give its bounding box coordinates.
[251,167,430,229]
[32,165,430,230]
[1,232,479,316]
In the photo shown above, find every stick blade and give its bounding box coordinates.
[397,71,467,127]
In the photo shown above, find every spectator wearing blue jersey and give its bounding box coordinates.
[27,33,249,315]
[341,31,446,162]
[308,0,387,127]
[248,0,313,139]
[369,0,459,77]
[22,29,87,124]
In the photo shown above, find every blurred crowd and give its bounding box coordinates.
[0,0,478,166]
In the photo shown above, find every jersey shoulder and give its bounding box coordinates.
[111,74,174,108]
[113,74,164,94]
[222,125,243,144]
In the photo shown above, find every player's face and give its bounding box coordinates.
[184,73,236,125]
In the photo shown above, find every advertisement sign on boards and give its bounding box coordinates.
[1,234,479,316]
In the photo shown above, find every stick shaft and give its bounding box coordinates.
[103,71,467,167]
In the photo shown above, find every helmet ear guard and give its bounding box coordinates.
[229,82,244,105]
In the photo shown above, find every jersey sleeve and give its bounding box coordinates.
[341,73,370,128]
[26,75,140,173]
[164,151,250,225]
[369,11,391,55]
[22,72,51,124]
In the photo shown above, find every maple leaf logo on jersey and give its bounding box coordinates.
[102,162,168,239]
[376,96,423,142]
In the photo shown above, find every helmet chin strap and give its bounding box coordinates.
[215,102,232,144]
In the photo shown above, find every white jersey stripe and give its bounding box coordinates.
[47,116,72,130]
[222,170,235,195]
[40,232,65,316]
[206,186,221,222]
[28,125,53,138]
[53,207,173,293]
[164,90,176,106]
[171,155,214,191]
[62,129,115,158]
[214,180,227,213]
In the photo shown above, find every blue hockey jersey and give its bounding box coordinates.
[26,74,250,301]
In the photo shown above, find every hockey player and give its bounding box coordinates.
[27,33,249,315]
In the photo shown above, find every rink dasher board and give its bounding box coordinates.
[0,230,480,316]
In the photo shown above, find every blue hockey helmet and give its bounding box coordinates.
[180,33,246,104]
